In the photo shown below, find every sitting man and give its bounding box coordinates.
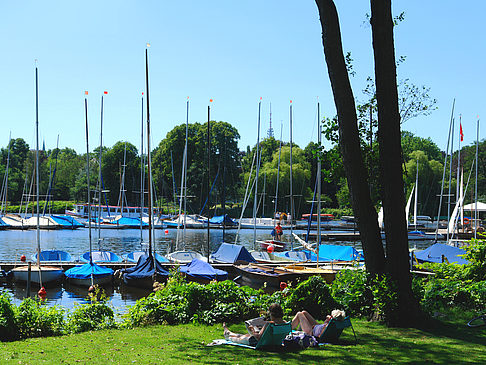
[223,303,286,346]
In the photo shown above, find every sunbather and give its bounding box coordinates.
[223,303,286,345]
[291,309,345,338]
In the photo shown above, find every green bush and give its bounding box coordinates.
[287,276,338,320]
[462,239,486,281]
[67,291,116,333]
[124,275,266,327]
[331,269,373,316]
[0,292,18,341]
[15,298,65,339]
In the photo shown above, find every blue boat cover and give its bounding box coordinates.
[123,251,169,263]
[51,215,84,228]
[309,245,362,262]
[65,262,113,279]
[180,258,228,281]
[32,250,72,262]
[122,253,170,284]
[112,217,148,227]
[80,251,122,263]
[209,214,237,225]
[413,243,469,265]
[210,243,255,263]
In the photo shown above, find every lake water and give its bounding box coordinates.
[0,226,434,314]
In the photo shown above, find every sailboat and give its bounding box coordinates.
[123,92,168,264]
[166,98,207,263]
[10,66,64,284]
[64,93,114,287]
[119,45,170,287]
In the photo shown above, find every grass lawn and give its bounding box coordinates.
[1,316,485,364]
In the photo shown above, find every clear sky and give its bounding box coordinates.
[0,1,484,155]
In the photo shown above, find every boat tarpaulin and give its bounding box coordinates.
[180,258,228,281]
[413,243,469,265]
[65,262,113,280]
[51,215,84,228]
[122,254,170,284]
[209,214,237,225]
[309,245,362,262]
[210,243,255,263]
[112,217,148,227]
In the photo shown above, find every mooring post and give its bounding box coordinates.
[26,262,31,297]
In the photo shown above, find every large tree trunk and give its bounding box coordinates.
[370,0,420,325]
[315,0,385,276]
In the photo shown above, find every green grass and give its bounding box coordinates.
[1,317,485,364]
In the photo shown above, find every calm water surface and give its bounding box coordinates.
[0,227,434,314]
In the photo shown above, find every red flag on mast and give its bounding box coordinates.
[460,122,464,142]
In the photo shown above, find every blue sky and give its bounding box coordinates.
[0,1,483,155]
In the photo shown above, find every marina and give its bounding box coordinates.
[0,227,440,311]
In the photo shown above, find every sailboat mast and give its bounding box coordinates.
[35,67,42,286]
[207,103,211,262]
[317,101,321,266]
[435,100,454,241]
[184,100,189,244]
[253,100,262,249]
[140,95,144,245]
[98,95,103,244]
[289,101,294,251]
[145,47,153,254]
[84,96,93,266]
[274,123,283,223]
[475,117,479,239]
[447,116,455,240]
[414,159,418,228]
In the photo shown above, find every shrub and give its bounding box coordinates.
[287,276,338,320]
[67,290,116,333]
[331,268,373,316]
[124,276,276,327]
[15,298,65,339]
[0,292,18,341]
[462,239,486,281]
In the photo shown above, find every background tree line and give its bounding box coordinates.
[1,126,484,218]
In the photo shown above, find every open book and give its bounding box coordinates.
[245,316,267,335]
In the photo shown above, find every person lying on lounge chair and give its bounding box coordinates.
[291,309,345,338]
[223,303,286,346]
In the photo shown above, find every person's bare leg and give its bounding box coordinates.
[301,311,318,327]
[291,311,315,335]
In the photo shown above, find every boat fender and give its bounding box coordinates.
[267,244,275,253]
[20,255,26,262]
[38,287,47,299]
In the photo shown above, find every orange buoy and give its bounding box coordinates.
[267,244,275,253]
[20,255,26,262]
[164,229,169,235]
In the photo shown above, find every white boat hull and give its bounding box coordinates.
[11,265,64,284]
[166,250,207,263]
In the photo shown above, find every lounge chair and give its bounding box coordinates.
[223,322,292,350]
[318,316,357,344]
